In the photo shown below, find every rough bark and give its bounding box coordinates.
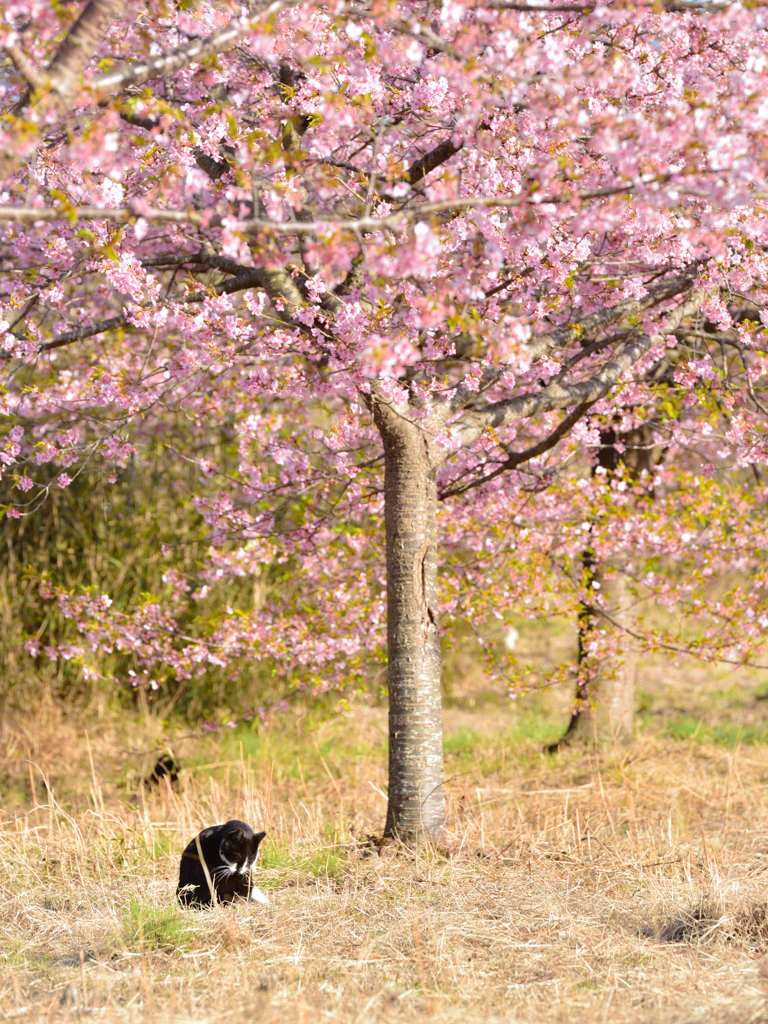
[373,396,444,842]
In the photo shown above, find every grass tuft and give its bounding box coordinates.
[123,898,199,953]
[662,716,768,747]
[261,837,346,878]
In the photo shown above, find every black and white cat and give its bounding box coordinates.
[177,820,268,907]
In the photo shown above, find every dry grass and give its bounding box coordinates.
[3,689,768,1024]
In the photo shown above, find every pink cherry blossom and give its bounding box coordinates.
[0,0,766,749]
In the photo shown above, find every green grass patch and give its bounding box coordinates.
[211,716,384,791]
[443,727,483,757]
[660,717,768,747]
[441,719,563,776]
[261,837,345,878]
[123,898,199,952]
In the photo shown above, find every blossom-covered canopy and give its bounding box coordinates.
[2,0,768,706]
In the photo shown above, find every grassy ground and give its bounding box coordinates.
[4,641,768,1023]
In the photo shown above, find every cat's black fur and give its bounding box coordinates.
[177,820,267,907]
[145,754,179,787]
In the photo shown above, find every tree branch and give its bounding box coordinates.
[439,399,597,499]
[660,0,728,11]
[39,313,128,351]
[88,0,296,95]
[141,247,251,276]
[437,270,699,427]
[444,364,506,419]
[452,289,704,445]
[485,0,726,9]
[121,107,233,181]
[525,268,700,359]
[2,0,127,177]
[172,251,310,321]
[485,2,591,10]
[403,138,464,187]
[1,0,301,181]
[0,177,675,233]
[45,0,126,103]
[21,264,278,357]
[0,205,199,226]
[4,42,46,91]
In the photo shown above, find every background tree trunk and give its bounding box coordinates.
[556,424,662,750]
[373,398,444,842]
[560,562,637,748]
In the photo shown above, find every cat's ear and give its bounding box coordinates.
[253,831,266,847]
[222,828,244,852]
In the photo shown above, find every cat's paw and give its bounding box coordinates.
[249,886,269,905]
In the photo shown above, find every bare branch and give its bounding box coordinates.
[660,0,728,11]
[0,205,197,226]
[195,150,231,182]
[45,0,127,103]
[403,139,464,187]
[118,109,160,131]
[485,3,591,10]
[39,313,128,351]
[197,268,265,299]
[142,247,251,276]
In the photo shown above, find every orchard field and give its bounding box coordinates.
[4,0,768,1020]
[4,634,768,1024]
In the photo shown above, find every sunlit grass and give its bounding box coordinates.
[4,708,768,1024]
[657,716,768,747]
[124,898,199,953]
[260,836,346,879]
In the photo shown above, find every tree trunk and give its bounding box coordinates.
[560,564,636,748]
[373,398,444,842]
[555,423,660,750]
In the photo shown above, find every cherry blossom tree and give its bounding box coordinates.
[550,421,664,750]
[2,0,768,840]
